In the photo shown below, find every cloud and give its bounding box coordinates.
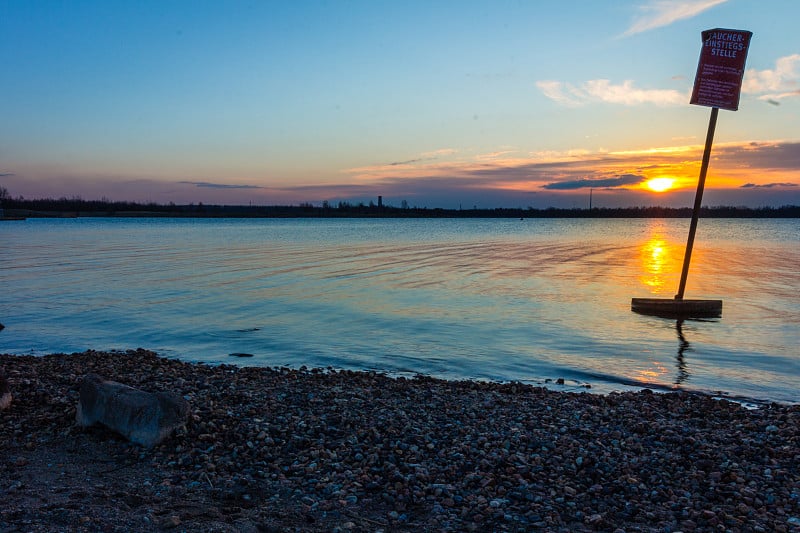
[543,174,647,190]
[388,158,424,166]
[584,80,686,105]
[340,140,800,206]
[742,54,800,102]
[179,181,264,189]
[536,81,583,107]
[0,173,15,177]
[537,79,686,107]
[421,148,458,158]
[382,148,459,167]
[537,52,799,109]
[7,141,800,209]
[716,141,800,170]
[762,90,800,102]
[476,150,516,160]
[740,182,798,189]
[621,0,729,38]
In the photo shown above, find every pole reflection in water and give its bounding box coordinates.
[675,320,690,386]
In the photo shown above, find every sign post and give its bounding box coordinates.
[632,28,751,319]
[690,28,753,111]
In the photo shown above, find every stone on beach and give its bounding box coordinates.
[0,371,11,410]
[76,373,189,447]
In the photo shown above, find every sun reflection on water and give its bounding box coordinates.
[639,234,682,293]
[635,360,671,383]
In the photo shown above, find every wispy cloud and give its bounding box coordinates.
[476,150,516,161]
[382,148,458,168]
[543,174,646,190]
[421,148,458,158]
[740,182,798,188]
[179,181,264,189]
[388,158,425,166]
[536,80,584,107]
[6,142,799,209]
[742,54,800,102]
[537,79,686,107]
[621,0,729,38]
[331,141,800,208]
[719,141,800,170]
[343,141,800,197]
[0,173,15,177]
[537,51,800,108]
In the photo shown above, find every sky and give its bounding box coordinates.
[1,0,799,209]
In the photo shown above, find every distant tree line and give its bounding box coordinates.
[2,195,799,218]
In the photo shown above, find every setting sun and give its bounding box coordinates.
[645,177,676,192]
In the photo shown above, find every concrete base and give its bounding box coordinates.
[631,298,722,319]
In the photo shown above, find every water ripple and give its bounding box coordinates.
[1,217,798,403]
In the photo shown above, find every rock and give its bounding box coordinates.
[0,322,5,331]
[161,515,181,528]
[0,372,11,410]
[76,373,189,447]
[229,353,254,358]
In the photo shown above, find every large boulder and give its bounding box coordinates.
[0,372,11,411]
[76,373,189,447]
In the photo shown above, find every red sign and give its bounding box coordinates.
[690,28,752,111]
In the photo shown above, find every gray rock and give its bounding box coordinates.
[0,372,11,411]
[76,373,189,447]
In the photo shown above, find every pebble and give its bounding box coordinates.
[161,515,181,528]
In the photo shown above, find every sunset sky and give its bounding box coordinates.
[2,0,799,208]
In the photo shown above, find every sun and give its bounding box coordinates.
[645,177,676,192]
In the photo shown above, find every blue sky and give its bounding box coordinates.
[1,0,799,208]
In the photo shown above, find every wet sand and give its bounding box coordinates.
[1,349,798,532]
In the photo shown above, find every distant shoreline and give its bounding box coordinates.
[3,199,799,219]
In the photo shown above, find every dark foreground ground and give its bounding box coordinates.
[1,349,798,532]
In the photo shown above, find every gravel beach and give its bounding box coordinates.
[1,349,798,532]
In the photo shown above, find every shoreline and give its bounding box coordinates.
[3,345,789,408]
[4,204,800,219]
[2,349,799,531]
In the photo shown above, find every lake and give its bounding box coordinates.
[1,217,798,404]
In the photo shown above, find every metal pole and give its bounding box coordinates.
[676,106,719,300]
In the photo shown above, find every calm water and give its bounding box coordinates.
[1,217,798,404]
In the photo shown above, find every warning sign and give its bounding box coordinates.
[690,28,752,111]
